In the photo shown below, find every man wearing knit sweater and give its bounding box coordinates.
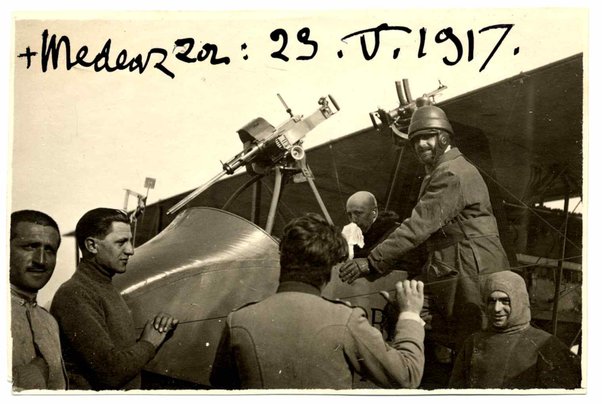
[51,208,178,390]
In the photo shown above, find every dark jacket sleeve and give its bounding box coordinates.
[51,286,156,389]
[369,170,465,275]
[344,308,425,388]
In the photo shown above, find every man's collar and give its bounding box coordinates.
[78,259,114,283]
[436,147,461,165]
[10,284,38,304]
[277,281,321,296]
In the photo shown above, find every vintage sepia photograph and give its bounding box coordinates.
[3,1,592,398]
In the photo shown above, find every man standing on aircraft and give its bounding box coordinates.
[210,213,425,389]
[51,208,178,390]
[10,210,67,391]
[339,104,510,356]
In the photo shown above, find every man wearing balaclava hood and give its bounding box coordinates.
[449,271,581,389]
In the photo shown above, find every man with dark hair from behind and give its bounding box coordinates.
[10,210,67,391]
[50,208,178,390]
[210,213,425,389]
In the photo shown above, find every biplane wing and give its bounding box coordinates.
[132,54,583,253]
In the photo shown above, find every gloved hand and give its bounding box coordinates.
[339,258,370,284]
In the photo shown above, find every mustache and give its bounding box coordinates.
[28,263,48,270]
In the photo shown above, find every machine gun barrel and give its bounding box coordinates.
[370,81,447,133]
[221,143,263,175]
[402,78,413,104]
[395,81,407,105]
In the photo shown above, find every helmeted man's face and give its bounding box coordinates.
[10,222,60,293]
[487,290,512,329]
[412,131,440,166]
[91,221,134,274]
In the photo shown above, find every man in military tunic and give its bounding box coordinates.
[10,210,67,391]
[210,213,425,389]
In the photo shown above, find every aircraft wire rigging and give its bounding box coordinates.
[462,154,581,251]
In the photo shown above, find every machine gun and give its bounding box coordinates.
[370,79,447,211]
[369,79,447,143]
[167,94,340,224]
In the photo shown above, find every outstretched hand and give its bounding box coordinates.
[380,280,425,315]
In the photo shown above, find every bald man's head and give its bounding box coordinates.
[346,191,378,233]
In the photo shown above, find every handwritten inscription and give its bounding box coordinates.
[340,23,517,72]
[17,24,519,78]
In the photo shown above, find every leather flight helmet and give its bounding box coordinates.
[408,105,454,141]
